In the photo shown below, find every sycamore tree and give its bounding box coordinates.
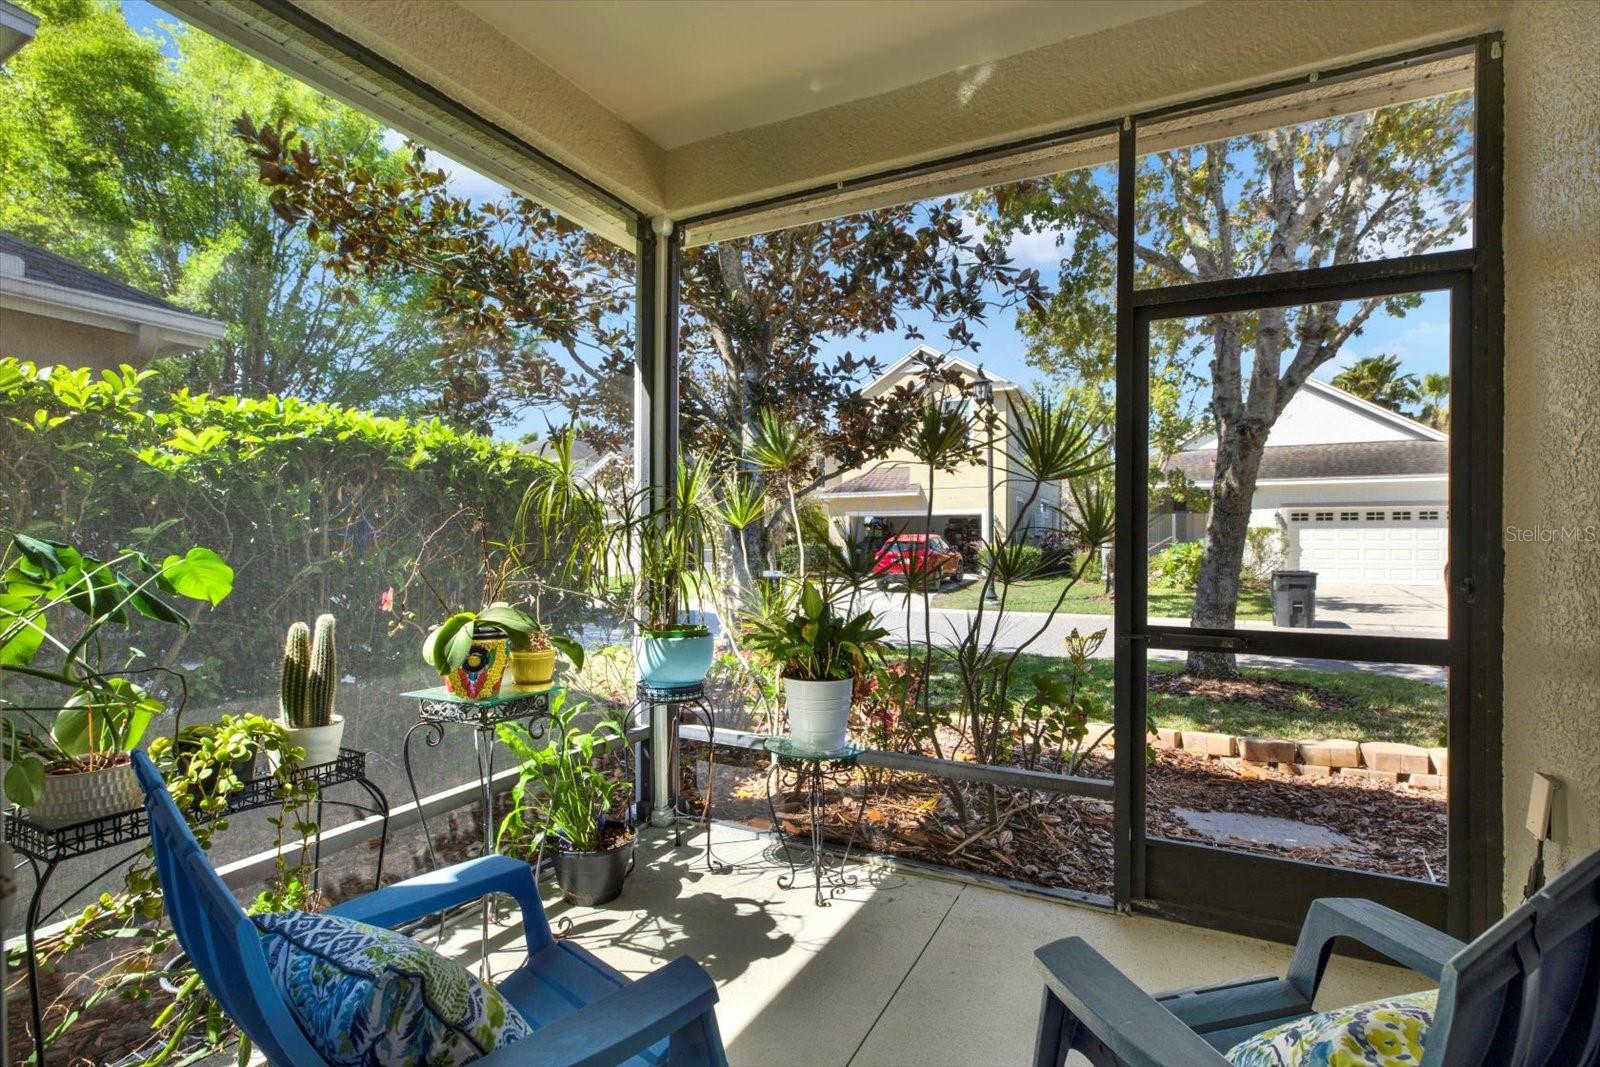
[0,0,439,409]
[987,92,1472,675]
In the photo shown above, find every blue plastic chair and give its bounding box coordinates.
[1032,847,1600,1066]
[134,751,728,1067]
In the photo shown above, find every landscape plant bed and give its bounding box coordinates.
[1147,750,1447,881]
[686,739,1443,896]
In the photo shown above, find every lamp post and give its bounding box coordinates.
[973,367,999,603]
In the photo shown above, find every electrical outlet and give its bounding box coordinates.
[1526,772,1560,841]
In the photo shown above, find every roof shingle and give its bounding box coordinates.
[1167,440,1447,483]
[0,232,188,314]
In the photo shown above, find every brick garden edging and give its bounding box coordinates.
[1088,722,1447,791]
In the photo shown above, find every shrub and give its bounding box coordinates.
[0,359,555,696]
[1149,540,1205,589]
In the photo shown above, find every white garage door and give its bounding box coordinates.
[1287,506,1448,584]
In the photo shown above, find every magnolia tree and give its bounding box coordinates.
[985,92,1473,674]
[233,119,1046,581]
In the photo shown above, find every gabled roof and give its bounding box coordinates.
[1168,439,1447,486]
[1179,377,1446,452]
[0,233,194,314]
[860,344,1019,400]
[0,0,37,65]
[821,466,919,498]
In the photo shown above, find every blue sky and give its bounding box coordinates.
[120,0,1452,424]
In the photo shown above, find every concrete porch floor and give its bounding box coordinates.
[439,823,1432,1066]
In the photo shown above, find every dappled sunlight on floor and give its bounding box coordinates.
[436,823,1432,1066]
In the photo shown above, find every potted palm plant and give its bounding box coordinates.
[743,582,890,751]
[0,534,234,827]
[273,613,344,768]
[496,694,633,905]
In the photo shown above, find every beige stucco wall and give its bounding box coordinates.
[1500,0,1600,910]
[0,309,144,369]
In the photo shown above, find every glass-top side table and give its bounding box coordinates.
[763,737,870,906]
[402,684,561,978]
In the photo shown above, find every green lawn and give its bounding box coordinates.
[929,576,1274,620]
[903,653,1446,746]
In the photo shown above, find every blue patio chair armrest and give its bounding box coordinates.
[1035,938,1232,1067]
[476,955,723,1067]
[328,854,545,933]
[1286,898,1464,1001]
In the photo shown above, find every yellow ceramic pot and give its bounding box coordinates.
[510,648,556,687]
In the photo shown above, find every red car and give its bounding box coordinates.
[872,533,963,588]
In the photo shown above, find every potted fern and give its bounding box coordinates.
[272,613,343,768]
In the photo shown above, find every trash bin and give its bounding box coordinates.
[1271,569,1317,627]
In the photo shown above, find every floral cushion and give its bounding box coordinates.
[1226,990,1436,1067]
[254,910,531,1066]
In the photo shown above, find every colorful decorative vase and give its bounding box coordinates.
[442,626,509,698]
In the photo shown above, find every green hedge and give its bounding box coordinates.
[0,359,554,699]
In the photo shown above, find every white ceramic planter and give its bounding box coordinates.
[269,715,346,772]
[28,759,143,829]
[783,677,855,752]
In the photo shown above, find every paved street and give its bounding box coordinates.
[864,585,1448,684]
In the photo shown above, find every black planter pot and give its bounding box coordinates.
[553,834,636,906]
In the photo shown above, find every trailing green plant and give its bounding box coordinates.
[0,532,234,807]
[36,714,317,1065]
[742,582,889,682]
[496,692,629,855]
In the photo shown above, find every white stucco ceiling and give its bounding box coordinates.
[455,0,1198,150]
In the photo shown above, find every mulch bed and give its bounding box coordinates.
[1146,670,1353,712]
[686,737,1444,897]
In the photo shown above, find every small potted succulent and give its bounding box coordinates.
[272,613,343,768]
[508,621,585,688]
[496,693,633,905]
[0,534,234,827]
[743,582,889,752]
[422,602,537,698]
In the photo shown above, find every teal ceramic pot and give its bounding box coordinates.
[633,632,714,687]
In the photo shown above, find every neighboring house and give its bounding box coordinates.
[0,0,37,66]
[0,232,226,370]
[1166,377,1448,585]
[819,345,1061,549]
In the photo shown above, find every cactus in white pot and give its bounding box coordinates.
[273,614,343,769]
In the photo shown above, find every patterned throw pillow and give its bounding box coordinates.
[254,910,532,1066]
[1226,990,1436,1067]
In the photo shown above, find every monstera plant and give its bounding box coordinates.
[0,533,233,827]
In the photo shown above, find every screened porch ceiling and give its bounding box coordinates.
[167,0,1505,248]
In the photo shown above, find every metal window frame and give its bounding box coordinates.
[1114,35,1504,941]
